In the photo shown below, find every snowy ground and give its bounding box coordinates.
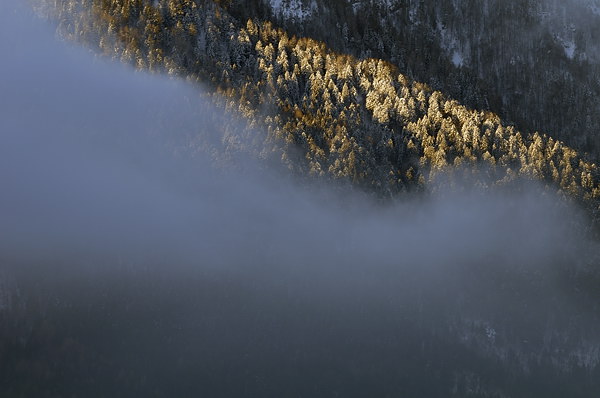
[269,0,315,22]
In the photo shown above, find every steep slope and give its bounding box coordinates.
[234,0,600,159]
[39,0,600,221]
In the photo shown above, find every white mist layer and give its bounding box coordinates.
[1,1,600,390]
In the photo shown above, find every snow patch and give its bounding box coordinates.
[452,51,464,67]
[408,4,417,23]
[269,0,315,22]
[439,24,467,68]
[587,2,600,16]
[563,40,576,59]
[555,35,577,60]
[376,0,393,7]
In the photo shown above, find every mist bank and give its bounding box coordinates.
[2,2,600,396]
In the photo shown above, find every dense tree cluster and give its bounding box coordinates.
[39,0,600,219]
[234,0,600,160]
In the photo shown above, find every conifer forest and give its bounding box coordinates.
[2,0,600,396]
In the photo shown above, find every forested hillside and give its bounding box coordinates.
[252,0,600,159]
[4,2,600,397]
[37,0,600,222]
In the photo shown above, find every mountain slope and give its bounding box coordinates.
[253,0,600,159]
[3,2,600,397]
[40,0,600,222]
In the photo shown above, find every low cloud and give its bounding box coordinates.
[1,1,600,396]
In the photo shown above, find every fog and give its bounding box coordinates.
[1,1,600,396]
